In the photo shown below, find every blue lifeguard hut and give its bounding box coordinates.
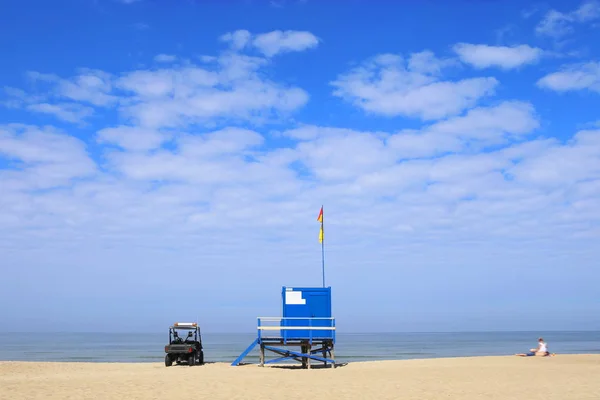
[231,286,336,368]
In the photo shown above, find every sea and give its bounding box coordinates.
[0,331,598,363]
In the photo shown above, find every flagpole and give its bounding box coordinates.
[321,205,325,288]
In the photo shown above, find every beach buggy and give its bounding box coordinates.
[164,322,204,367]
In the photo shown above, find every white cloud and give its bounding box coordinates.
[221,29,320,57]
[97,126,171,151]
[536,0,600,38]
[287,127,394,182]
[2,119,599,331]
[115,53,308,128]
[4,119,596,242]
[453,43,543,70]
[116,60,308,127]
[26,103,94,123]
[537,62,600,92]
[420,101,539,140]
[3,86,29,99]
[13,52,309,129]
[2,86,46,109]
[511,129,600,187]
[573,0,600,21]
[4,72,113,123]
[331,52,498,120]
[109,128,272,185]
[389,101,540,158]
[220,30,252,50]
[0,124,96,190]
[154,54,177,63]
[252,30,319,57]
[27,69,117,107]
[285,101,539,172]
[536,10,575,38]
[104,127,277,185]
[57,70,116,106]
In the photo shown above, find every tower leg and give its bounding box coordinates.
[307,343,312,369]
[301,344,307,369]
[259,343,265,367]
[331,346,335,368]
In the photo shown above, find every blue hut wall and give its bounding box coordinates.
[281,287,333,339]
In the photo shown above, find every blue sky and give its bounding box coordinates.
[1,0,599,333]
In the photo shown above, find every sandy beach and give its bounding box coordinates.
[1,355,599,400]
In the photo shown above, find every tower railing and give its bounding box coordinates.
[257,317,336,343]
[232,317,336,367]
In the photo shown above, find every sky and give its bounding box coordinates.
[0,0,599,333]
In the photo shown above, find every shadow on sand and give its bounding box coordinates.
[168,361,217,367]
[267,362,349,370]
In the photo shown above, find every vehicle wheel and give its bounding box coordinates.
[189,353,195,366]
[198,351,204,365]
[165,355,172,367]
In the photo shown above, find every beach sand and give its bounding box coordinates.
[1,355,599,399]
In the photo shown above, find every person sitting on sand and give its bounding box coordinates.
[515,337,551,357]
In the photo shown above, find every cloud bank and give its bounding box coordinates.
[1,25,599,331]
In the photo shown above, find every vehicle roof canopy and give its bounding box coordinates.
[170,322,199,330]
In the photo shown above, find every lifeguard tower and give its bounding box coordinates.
[231,286,336,368]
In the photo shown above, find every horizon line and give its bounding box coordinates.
[1,329,598,334]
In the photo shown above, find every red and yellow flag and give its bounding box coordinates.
[317,206,323,243]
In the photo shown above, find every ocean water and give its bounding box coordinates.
[0,331,598,364]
